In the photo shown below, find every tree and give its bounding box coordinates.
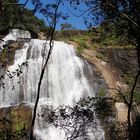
[97,19,131,45]
[83,1,140,139]
[67,0,140,139]
[43,97,115,140]
[29,0,63,139]
[0,0,48,37]
[60,22,74,30]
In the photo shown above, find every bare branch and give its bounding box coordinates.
[104,2,138,27]
[108,88,129,106]
[68,7,91,17]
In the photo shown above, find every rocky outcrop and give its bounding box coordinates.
[80,47,140,129]
[38,32,47,40]
[97,48,138,76]
[115,102,128,122]
[81,49,127,97]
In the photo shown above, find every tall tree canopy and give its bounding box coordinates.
[0,0,47,36]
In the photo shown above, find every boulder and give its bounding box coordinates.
[38,32,46,40]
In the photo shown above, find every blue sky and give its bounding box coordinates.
[20,0,88,30]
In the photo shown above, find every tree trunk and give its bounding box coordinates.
[127,32,140,140]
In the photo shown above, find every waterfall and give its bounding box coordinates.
[0,30,105,140]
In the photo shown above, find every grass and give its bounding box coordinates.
[123,74,134,86]
[100,35,135,49]
[69,35,90,54]
[133,90,140,105]
[55,30,93,54]
[55,30,135,56]
[99,88,106,97]
[96,52,108,62]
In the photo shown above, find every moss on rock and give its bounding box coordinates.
[0,106,32,140]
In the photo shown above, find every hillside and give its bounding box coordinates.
[55,23,139,104]
[0,0,47,37]
[0,27,139,139]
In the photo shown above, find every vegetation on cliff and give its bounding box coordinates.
[55,19,135,55]
[0,0,47,36]
[0,106,32,140]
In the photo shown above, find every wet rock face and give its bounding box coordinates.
[82,59,108,96]
[97,48,138,76]
[109,49,138,75]
[0,106,32,140]
[95,48,140,91]
[97,48,138,80]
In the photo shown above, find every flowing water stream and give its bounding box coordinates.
[0,30,105,140]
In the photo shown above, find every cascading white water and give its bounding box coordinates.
[0,30,105,140]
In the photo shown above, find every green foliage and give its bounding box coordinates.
[107,121,129,140]
[60,22,74,30]
[96,52,108,62]
[45,97,115,140]
[0,106,32,140]
[123,74,134,86]
[55,30,88,40]
[117,89,140,105]
[55,21,135,57]
[91,19,135,47]
[0,0,48,36]
[70,34,91,54]
[11,111,26,136]
[133,90,140,105]
[93,97,115,121]
[55,30,92,54]
[99,88,106,97]
[72,36,89,54]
